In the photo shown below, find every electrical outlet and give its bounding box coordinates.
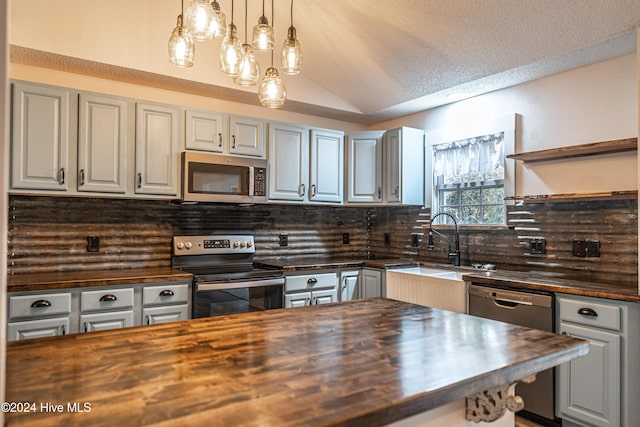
[586,240,601,257]
[411,234,420,247]
[572,240,587,257]
[278,234,288,247]
[529,238,546,254]
[384,233,391,245]
[342,232,350,244]
[87,235,100,252]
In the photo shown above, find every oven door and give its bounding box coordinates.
[193,278,284,318]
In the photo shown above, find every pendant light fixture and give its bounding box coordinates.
[168,0,195,67]
[184,0,218,41]
[252,0,274,51]
[233,0,260,86]
[281,0,302,75]
[219,0,243,76]
[259,0,286,108]
[210,0,226,39]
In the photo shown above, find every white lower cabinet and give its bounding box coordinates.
[7,317,70,341]
[80,311,134,332]
[556,294,640,427]
[7,280,191,340]
[340,270,360,301]
[142,282,190,325]
[361,268,384,298]
[284,271,338,308]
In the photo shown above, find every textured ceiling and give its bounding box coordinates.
[9,0,640,124]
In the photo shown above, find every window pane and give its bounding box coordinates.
[460,206,481,224]
[483,205,504,224]
[483,188,504,204]
[461,188,481,206]
[441,190,460,206]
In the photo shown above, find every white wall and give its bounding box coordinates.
[375,54,638,197]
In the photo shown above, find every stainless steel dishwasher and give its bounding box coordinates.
[468,284,557,425]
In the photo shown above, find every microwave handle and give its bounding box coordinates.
[249,167,255,196]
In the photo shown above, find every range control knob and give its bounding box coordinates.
[233,241,240,248]
[184,242,193,250]
[240,241,247,248]
[176,242,185,250]
[247,241,253,248]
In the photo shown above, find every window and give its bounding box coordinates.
[432,133,505,225]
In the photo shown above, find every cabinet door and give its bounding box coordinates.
[285,292,311,308]
[384,128,401,203]
[135,102,180,196]
[557,322,620,427]
[340,271,360,301]
[268,123,308,201]
[11,82,71,191]
[7,317,69,341]
[78,93,128,193]
[229,115,265,157]
[346,131,384,203]
[309,129,344,203]
[80,310,135,332]
[361,269,382,299]
[185,109,225,153]
[312,288,338,305]
[143,304,189,325]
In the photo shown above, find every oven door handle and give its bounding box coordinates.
[196,278,285,292]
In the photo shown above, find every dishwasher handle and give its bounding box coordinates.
[493,297,533,308]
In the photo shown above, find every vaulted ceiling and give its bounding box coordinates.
[9,0,640,124]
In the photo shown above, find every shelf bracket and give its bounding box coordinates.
[465,374,536,423]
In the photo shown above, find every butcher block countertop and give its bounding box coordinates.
[6,298,588,427]
[462,269,640,303]
[7,267,193,293]
[254,256,417,271]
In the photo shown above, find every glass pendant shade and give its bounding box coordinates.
[234,44,260,86]
[281,26,302,75]
[210,0,226,38]
[219,24,243,76]
[252,16,274,51]
[184,0,217,41]
[258,67,286,108]
[168,15,194,67]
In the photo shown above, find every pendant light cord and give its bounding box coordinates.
[244,0,248,42]
[290,0,294,26]
[270,0,274,66]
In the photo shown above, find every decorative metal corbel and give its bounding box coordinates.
[465,374,537,423]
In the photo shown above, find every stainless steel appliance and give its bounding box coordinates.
[468,284,557,426]
[172,235,283,318]
[181,152,268,204]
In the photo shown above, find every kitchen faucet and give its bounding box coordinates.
[427,212,461,266]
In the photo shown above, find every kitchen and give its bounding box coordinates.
[1,1,639,426]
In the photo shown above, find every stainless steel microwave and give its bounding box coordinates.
[181,152,268,203]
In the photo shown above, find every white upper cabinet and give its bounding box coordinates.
[383,127,425,205]
[309,129,344,203]
[346,131,384,203]
[269,123,308,201]
[229,115,265,157]
[185,109,225,153]
[135,102,181,196]
[78,93,128,194]
[11,82,72,191]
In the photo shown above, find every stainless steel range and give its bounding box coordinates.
[172,235,284,318]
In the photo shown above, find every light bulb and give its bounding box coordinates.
[252,15,274,51]
[281,26,302,75]
[258,67,286,108]
[168,15,194,67]
[220,24,243,76]
[184,0,218,41]
[234,43,260,86]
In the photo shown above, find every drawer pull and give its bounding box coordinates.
[307,278,318,285]
[30,299,52,308]
[159,290,175,297]
[577,307,598,317]
[99,294,118,302]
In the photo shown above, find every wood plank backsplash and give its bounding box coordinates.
[7,195,638,286]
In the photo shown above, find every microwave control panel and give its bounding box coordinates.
[254,167,266,196]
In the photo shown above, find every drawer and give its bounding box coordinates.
[9,293,71,319]
[557,295,621,331]
[286,273,337,292]
[80,287,134,312]
[143,283,189,306]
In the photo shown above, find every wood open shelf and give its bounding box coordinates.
[507,137,637,163]
[505,190,638,203]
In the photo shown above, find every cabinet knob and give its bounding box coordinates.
[159,289,175,297]
[31,299,51,308]
[99,294,118,302]
[577,307,598,317]
[307,278,318,285]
